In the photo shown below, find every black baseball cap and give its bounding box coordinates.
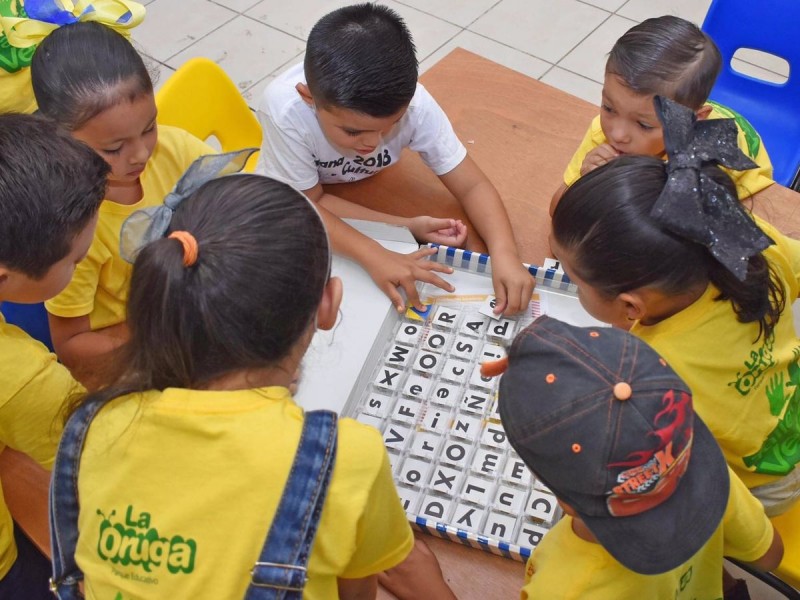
[490,316,729,575]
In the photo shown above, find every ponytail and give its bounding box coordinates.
[552,156,784,341]
[709,255,785,341]
[67,175,330,419]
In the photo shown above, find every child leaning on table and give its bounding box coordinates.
[0,114,108,599]
[32,21,214,371]
[256,3,533,315]
[550,15,773,213]
[550,97,800,518]
[485,316,783,600]
[47,170,466,599]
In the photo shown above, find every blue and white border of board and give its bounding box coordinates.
[427,244,577,294]
[412,516,534,561]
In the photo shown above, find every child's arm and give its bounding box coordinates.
[338,575,378,600]
[747,526,783,571]
[48,314,128,371]
[438,155,534,315]
[317,192,467,247]
[304,184,457,312]
[377,538,457,600]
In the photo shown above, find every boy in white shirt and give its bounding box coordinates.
[257,3,533,314]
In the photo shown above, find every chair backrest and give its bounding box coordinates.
[702,0,800,187]
[156,57,262,171]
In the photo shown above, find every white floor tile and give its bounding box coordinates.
[246,0,349,40]
[733,49,790,78]
[470,0,609,64]
[210,0,262,12]
[730,58,789,85]
[242,74,275,110]
[166,16,305,94]
[420,31,550,80]
[578,0,626,11]
[617,0,713,26]
[382,1,461,61]
[540,66,602,106]
[133,0,237,62]
[558,14,636,83]
[392,0,499,28]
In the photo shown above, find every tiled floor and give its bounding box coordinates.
[131,2,791,598]
[133,0,789,111]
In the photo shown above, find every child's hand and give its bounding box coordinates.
[491,252,535,316]
[378,538,457,600]
[408,216,468,247]
[365,246,455,312]
[580,143,620,176]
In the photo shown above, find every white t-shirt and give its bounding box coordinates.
[256,63,467,190]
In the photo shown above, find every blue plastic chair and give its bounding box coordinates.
[0,302,54,351]
[702,0,800,188]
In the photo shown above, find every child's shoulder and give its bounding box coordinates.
[259,63,307,119]
[147,125,215,176]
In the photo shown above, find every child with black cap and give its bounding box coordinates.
[487,315,783,599]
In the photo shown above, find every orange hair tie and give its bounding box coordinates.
[168,231,199,267]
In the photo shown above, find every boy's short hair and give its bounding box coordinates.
[607,15,722,109]
[304,3,418,117]
[0,114,108,278]
[492,316,729,575]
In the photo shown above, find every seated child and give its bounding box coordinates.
[48,173,431,599]
[550,97,800,516]
[31,21,214,371]
[551,15,773,213]
[491,315,782,599]
[257,3,533,315]
[0,114,108,599]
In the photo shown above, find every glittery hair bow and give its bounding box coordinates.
[651,96,773,281]
[1,0,145,48]
[120,148,257,263]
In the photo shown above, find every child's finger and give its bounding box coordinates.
[384,283,407,313]
[493,286,508,315]
[415,268,455,294]
[398,279,424,311]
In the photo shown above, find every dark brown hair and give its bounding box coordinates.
[607,16,722,109]
[72,175,330,413]
[0,113,108,278]
[31,21,153,130]
[551,156,784,341]
[305,3,417,117]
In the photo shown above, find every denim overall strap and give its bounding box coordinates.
[246,410,338,600]
[48,399,106,600]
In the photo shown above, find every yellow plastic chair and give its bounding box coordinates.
[772,500,800,590]
[155,57,262,171]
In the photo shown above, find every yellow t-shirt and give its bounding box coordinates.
[75,386,414,599]
[633,218,800,489]
[45,126,213,330]
[563,104,774,199]
[0,314,83,578]
[521,467,773,600]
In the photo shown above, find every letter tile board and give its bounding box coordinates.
[342,245,594,562]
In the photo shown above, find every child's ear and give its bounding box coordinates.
[316,276,343,331]
[695,104,713,121]
[618,291,648,322]
[295,83,315,107]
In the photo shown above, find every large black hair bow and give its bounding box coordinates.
[651,96,773,281]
